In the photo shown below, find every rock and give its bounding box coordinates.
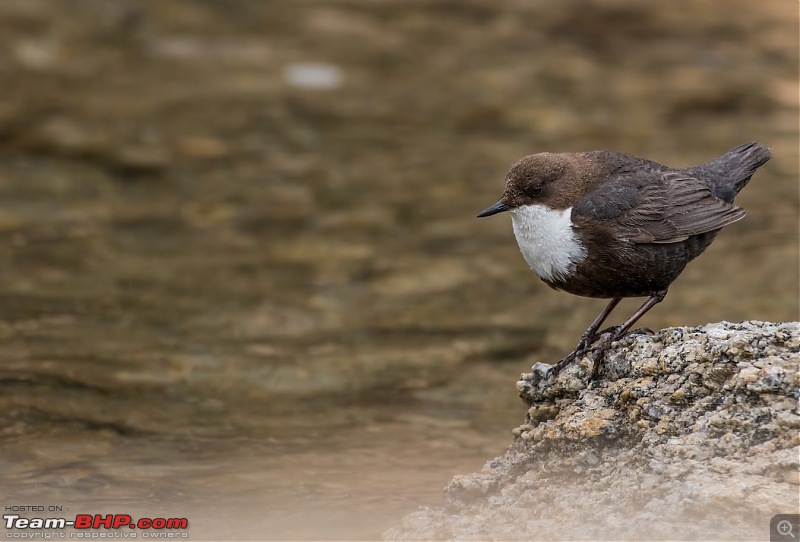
[385,321,800,541]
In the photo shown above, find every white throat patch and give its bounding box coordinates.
[509,204,587,282]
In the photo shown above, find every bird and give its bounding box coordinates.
[477,142,771,380]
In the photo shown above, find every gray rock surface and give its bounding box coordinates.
[386,321,800,541]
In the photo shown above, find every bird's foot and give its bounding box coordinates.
[532,362,555,380]
[547,339,594,378]
[589,334,615,381]
[597,326,654,338]
[548,325,646,381]
[548,351,577,377]
[589,326,638,381]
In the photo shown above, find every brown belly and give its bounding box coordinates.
[544,231,719,299]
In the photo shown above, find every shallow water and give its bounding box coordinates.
[0,0,797,539]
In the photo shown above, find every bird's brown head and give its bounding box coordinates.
[477,153,585,217]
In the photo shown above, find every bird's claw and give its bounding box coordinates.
[532,362,555,380]
[547,324,641,381]
[588,328,626,380]
[598,325,653,339]
[597,325,622,338]
[547,343,592,378]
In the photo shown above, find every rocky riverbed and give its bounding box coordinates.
[386,321,800,541]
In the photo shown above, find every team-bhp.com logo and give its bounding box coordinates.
[4,514,189,538]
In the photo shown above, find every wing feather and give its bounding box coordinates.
[573,171,745,244]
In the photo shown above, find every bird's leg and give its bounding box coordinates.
[590,289,668,380]
[549,298,622,376]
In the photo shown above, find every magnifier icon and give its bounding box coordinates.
[778,520,796,539]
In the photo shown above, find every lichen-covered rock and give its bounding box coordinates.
[386,321,800,541]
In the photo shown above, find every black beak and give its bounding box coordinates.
[477,200,509,218]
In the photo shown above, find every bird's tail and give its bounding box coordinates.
[687,142,772,203]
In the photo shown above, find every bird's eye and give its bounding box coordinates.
[530,186,543,196]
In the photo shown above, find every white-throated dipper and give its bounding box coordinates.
[477,142,771,379]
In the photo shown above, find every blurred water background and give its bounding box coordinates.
[0,0,797,539]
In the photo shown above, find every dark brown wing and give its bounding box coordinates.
[572,171,745,244]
